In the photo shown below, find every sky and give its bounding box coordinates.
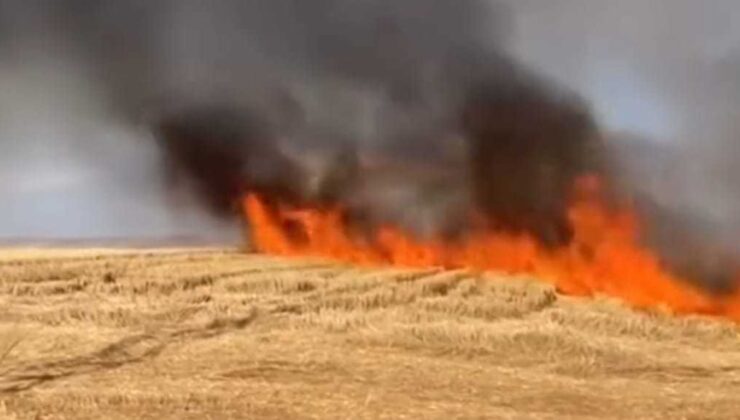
[505,0,740,229]
[0,0,737,240]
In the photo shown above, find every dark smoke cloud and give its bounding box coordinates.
[0,1,737,291]
[512,0,740,291]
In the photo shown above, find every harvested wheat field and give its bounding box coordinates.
[0,248,739,419]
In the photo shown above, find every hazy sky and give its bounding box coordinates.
[0,0,737,240]
[506,0,740,229]
[0,52,236,240]
[507,0,740,140]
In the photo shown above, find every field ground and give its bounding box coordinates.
[0,248,739,419]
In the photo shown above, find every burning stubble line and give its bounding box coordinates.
[141,1,738,299]
[3,2,737,313]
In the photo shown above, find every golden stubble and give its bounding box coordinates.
[0,248,738,419]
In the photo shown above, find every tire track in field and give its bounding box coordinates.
[0,254,338,298]
[0,311,259,394]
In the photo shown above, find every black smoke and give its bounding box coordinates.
[1,0,736,292]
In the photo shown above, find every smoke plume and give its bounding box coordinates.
[0,0,737,291]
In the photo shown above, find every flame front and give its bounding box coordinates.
[242,176,740,321]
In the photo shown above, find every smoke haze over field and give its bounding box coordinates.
[505,1,740,237]
[0,0,737,262]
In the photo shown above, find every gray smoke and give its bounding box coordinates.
[0,0,737,291]
[502,0,740,290]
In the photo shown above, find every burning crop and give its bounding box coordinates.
[242,175,740,321]
[149,0,739,322]
[154,83,740,322]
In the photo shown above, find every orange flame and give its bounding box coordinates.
[242,176,740,321]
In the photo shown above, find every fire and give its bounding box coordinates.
[242,176,740,321]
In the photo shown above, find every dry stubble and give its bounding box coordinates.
[0,248,738,419]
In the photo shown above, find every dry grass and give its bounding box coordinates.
[0,248,738,419]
